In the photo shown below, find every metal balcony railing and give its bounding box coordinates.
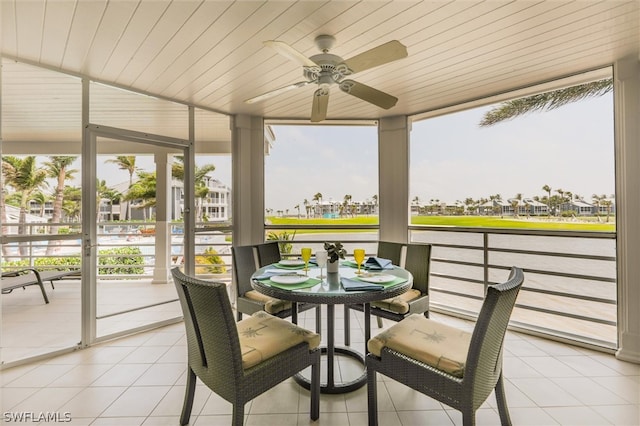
[265,223,617,349]
[2,221,617,349]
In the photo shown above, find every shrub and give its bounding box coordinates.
[98,247,144,275]
[266,230,296,254]
[195,247,226,274]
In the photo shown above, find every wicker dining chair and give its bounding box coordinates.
[232,244,292,321]
[256,241,282,266]
[376,240,405,266]
[370,243,431,321]
[345,243,430,345]
[232,243,318,326]
[172,267,320,426]
[366,267,524,426]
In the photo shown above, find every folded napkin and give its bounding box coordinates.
[253,269,296,280]
[341,277,384,291]
[365,256,394,270]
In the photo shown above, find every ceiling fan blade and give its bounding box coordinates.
[339,80,398,109]
[310,88,329,122]
[264,40,319,68]
[245,81,312,104]
[341,40,407,74]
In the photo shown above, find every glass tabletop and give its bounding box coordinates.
[251,262,413,305]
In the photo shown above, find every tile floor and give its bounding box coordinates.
[1,307,638,426]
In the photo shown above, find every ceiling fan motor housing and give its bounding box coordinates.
[305,53,352,83]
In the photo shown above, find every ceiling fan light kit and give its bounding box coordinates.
[245,35,407,122]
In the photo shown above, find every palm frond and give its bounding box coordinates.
[479,79,613,127]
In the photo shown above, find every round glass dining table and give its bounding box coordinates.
[251,262,412,394]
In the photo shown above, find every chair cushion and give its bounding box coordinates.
[243,290,292,314]
[371,289,421,314]
[368,314,471,377]
[238,311,320,369]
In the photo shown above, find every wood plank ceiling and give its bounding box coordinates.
[1,1,639,144]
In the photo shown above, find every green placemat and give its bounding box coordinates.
[264,277,321,290]
[354,276,407,288]
[342,260,360,268]
[272,263,307,270]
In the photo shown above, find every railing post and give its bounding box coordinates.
[483,232,489,294]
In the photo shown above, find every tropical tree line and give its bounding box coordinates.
[1,155,218,235]
[411,184,614,221]
[267,192,379,218]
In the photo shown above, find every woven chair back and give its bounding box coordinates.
[376,241,405,266]
[232,245,258,296]
[465,267,524,408]
[172,267,243,395]
[256,241,282,267]
[404,243,431,294]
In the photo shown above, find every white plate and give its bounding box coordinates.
[358,274,396,284]
[270,274,309,285]
[278,259,305,266]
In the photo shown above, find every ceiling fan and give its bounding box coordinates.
[245,35,408,122]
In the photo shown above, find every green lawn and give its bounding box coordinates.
[268,215,615,232]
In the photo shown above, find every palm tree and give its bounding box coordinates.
[294,204,300,218]
[43,156,78,227]
[313,192,323,217]
[2,156,48,254]
[592,194,604,222]
[43,156,78,254]
[172,156,216,221]
[97,179,121,222]
[464,197,475,215]
[123,171,157,220]
[30,191,50,217]
[479,79,612,126]
[542,184,552,216]
[106,156,137,220]
[62,186,82,222]
[555,188,565,214]
[343,194,352,217]
[303,199,310,218]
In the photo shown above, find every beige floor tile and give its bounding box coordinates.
[544,405,612,426]
[1,309,638,426]
[296,411,348,425]
[58,386,127,418]
[397,409,455,426]
[100,386,170,417]
[91,363,152,387]
[133,362,185,386]
[591,404,640,425]
[11,386,83,413]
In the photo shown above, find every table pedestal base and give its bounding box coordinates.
[293,346,366,394]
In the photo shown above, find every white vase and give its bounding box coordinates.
[327,259,340,273]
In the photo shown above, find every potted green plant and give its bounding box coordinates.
[324,241,346,273]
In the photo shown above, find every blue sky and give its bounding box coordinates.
[84,90,614,214]
[265,93,614,212]
[410,93,615,204]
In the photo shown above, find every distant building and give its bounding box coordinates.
[479,199,512,216]
[561,199,594,216]
[311,199,378,218]
[522,198,548,216]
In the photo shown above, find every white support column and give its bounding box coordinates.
[614,57,640,363]
[378,116,410,244]
[152,153,172,284]
[232,115,265,246]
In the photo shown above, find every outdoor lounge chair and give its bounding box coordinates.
[366,267,524,426]
[1,268,80,304]
[171,267,320,426]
